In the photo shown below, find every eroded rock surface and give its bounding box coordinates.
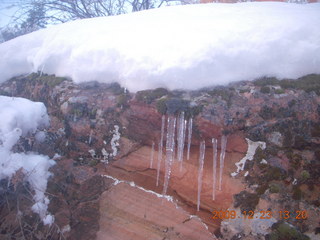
[1,73,320,239]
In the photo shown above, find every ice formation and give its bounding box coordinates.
[149,141,155,168]
[102,174,174,202]
[186,118,193,160]
[197,140,206,211]
[0,96,55,225]
[177,112,186,171]
[156,115,165,186]
[219,135,227,191]
[231,138,266,177]
[162,115,176,196]
[110,125,120,157]
[212,138,218,200]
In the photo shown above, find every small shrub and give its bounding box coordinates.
[261,86,271,93]
[275,89,285,94]
[269,183,281,193]
[301,170,310,181]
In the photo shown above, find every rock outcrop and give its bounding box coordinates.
[1,73,320,239]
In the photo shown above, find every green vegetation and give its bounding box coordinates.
[207,87,234,107]
[260,86,271,94]
[254,74,320,95]
[116,94,130,108]
[301,170,310,181]
[28,72,67,87]
[234,191,259,213]
[275,88,285,94]
[136,88,169,104]
[292,186,303,200]
[155,97,203,117]
[254,77,280,86]
[259,105,274,120]
[267,222,310,240]
[269,183,281,193]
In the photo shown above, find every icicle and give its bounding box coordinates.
[218,135,228,191]
[156,115,165,186]
[187,118,193,160]
[156,142,162,186]
[162,115,176,196]
[197,140,206,211]
[212,138,218,200]
[88,129,93,145]
[179,119,187,171]
[149,141,155,168]
[177,112,186,170]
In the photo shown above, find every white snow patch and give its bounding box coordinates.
[293,178,298,185]
[0,96,55,225]
[60,224,71,234]
[88,149,96,158]
[110,125,120,157]
[100,125,120,164]
[221,208,277,237]
[260,159,268,164]
[231,138,266,177]
[35,131,46,142]
[190,215,209,231]
[102,174,173,202]
[0,3,320,92]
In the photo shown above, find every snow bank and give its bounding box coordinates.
[0,96,55,225]
[0,3,320,92]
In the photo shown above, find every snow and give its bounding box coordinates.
[0,96,55,225]
[0,3,320,92]
[102,174,174,202]
[231,138,266,177]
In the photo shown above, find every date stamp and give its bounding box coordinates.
[212,210,308,220]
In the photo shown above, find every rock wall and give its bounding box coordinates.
[1,73,320,239]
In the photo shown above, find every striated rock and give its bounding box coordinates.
[97,180,216,240]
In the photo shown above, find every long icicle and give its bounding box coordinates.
[187,118,193,160]
[197,140,206,211]
[212,138,218,200]
[177,112,186,170]
[162,115,176,196]
[156,115,165,186]
[149,141,155,168]
[179,119,187,171]
[218,135,228,191]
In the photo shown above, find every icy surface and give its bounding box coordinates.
[162,115,176,196]
[0,96,54,225]
[149,141,155,168]
[197,140,205,211]
[231,138,266,177]
[177,112,186,170]
[186,118,193,160]
[156,115,165,186]
[219,135,227,191]
[212,138,218,200]
[1,3,320,92]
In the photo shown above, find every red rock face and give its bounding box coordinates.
[107,145,246,232]
[97,181,217,240]
[1,74,320,239]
